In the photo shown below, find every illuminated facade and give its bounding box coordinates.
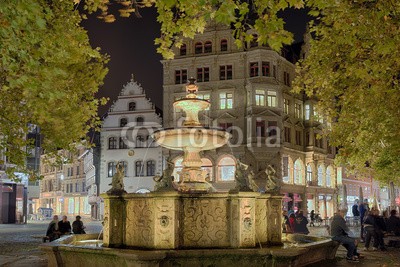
[162,24,339,217]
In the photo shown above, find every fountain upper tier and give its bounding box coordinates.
[153,78,230,192]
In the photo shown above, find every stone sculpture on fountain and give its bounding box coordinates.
[107,161,126,195]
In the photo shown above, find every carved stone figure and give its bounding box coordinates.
[107,161,126,194]
[264,165,281,194]
[154,160,175,191]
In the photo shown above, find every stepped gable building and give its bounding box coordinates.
[99,78,162,195]
[161,23,339,217]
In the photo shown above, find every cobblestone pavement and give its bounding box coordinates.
[0,219,102,267]
[0,221,399,266]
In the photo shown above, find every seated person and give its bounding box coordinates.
[331,209,362,262]
[386,209,400,236]
[72,215,86,234]
[45,215,61,242]
[58,215,72,235]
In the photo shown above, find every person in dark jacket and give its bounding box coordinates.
[310,210,315,227]
[294,211,309,234]
[374,211,387,251]
[359,199,369,242]
[331,209,362,262]
[352,200,360,217]
[386,209,400,236]
[58,215,72,235]
[72,215,86,234]
[45,215,61,242]
[363,208,377,250]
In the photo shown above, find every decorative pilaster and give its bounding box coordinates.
[101,194,125,248]
[266,196,283,246]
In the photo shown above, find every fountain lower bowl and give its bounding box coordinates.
[40,233,339,267]
[152,127,230,151]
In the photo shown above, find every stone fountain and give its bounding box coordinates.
[40,79,340,267]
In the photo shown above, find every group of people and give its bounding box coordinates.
[283,210,310,235]
[45,215,86,242]
[331,200,400,263]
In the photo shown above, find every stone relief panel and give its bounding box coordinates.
[255,197,268,243]
[103,199,110,245]
[153,198,177,249]
[125,198,154,247]
[267,197,283,244]
[182,198,229,247]
[239,198,255,247]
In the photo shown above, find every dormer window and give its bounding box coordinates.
[204,41,212,53]
[195,42,203,54]
[220,39,228,51]
[180,44,187,56]
[128,102,136,111]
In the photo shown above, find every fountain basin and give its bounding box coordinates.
[152,127,230,151]
[40,233,339,267]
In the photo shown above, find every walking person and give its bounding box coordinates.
[58,215,72,235]
[45,215,61,242]
[359,199,369,242]
[363,208,377,251]
[352,200,360,225]
[72,215,86,234]
[331,209,363,262]
[310,210,315,227]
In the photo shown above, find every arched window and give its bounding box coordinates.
[146,160,156,176]
[250,34,258,48]
[326,166,333,187]
[195,42,203,54]
[136,135,145,148]
[294,159,304,185]
[217,156,236,181]
[306,164,313,184]
[120,118,128,127]
[180,44,187,56]
[135,161,143,177]
[173,157,183,182]
[128,102,136,111]
[136,117,144,126]
[119,137,128,149]
[282,156,291,183]
[108,137,117,149]
[318,165,324,186]
[204,41,212,53]
[201,158,213,181]
[220,39,228,51]
[119,161,128,177]
[108,162,116,177]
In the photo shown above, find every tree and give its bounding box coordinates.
[0,0,108,179]
[293,0,400,184]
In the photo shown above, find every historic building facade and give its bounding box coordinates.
[162,24,338,217]
[99,78,163,196]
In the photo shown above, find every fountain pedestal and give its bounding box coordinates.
[101,191,283,249]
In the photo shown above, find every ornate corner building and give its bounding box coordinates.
[162,24,339,218]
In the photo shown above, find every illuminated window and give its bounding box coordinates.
[295,103,302,119]
[262,62,270,76]
[294,159,304,185]
[284,99,289,114]
[108,162,116,177]
[195,42,203,54]
[307,164,312,183]
[180,44,187,56]
[108,137,117,149]
[255,90,265,106]
[220,65,232,80]
[267,91,277,107]
[204,41,212,53]
[220,39,228,51]
[219,92,233,109]
[128,102,136,111]
[197,67,209,82]
[218,156,236,181]
[326,166,332,187]
[175,69,188,84]
[318,165,324,186]
[250,62,259,77]
[305,104,311,120]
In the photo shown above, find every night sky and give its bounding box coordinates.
[82,7,310,116]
